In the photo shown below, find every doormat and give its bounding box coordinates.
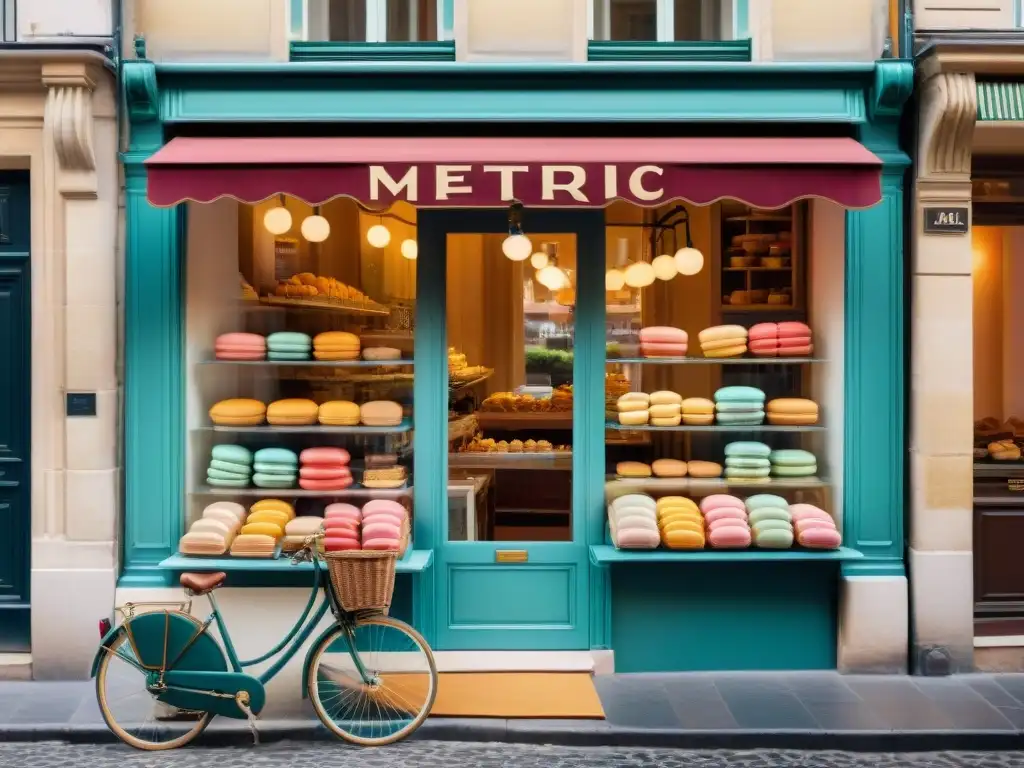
[429,672,605,719]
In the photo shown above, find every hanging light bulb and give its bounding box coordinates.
[537,264,569,291]
[674,246,705,276]
[624,261,656,288]
[300,206,330,242]
[263,195,292,235]
[400,239,418,260]
[367,222,391,248]
[530,252,549,269]
[605,269,626,291]
[502,234,532,261]
[652,254,678,281]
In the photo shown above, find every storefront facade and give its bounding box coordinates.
[118,49,912,685]
[912,32,1024,673]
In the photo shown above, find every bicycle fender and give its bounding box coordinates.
[91,625,124,678]
[300,623,342,699]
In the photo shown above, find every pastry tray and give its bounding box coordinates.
[182,541,284,560]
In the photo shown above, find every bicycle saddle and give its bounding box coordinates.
[180,572,226,595]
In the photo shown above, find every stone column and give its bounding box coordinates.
[31,61,118,678]
[910,70,977,674]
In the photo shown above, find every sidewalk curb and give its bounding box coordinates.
[1,720,1023,751]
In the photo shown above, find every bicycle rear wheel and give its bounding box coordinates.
[307,614,437,746]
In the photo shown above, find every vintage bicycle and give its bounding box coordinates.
[90,534,437,750]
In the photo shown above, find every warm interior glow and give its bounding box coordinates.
[263,206,292,235]
[300,214,330,242]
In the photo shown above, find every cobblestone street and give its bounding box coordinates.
[0,742,1023,768]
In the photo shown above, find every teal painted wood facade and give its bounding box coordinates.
[120,54,913,668]
[0,172,31,651]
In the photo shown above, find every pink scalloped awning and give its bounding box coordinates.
[144,136,883,209]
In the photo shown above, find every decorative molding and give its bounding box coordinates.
[918,71,976,180]
[123,59,158,124]
[587,40,752,61]
[290,41,456,61]
[871,58,914,119]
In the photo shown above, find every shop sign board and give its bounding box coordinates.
[923,206,969,234]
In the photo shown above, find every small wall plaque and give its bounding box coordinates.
[924,207,969,234]
[66,392,96,417]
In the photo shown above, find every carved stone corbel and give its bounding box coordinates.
[918,71,977,182]
[42,62,99,197]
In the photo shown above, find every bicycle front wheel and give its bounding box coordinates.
[307,614,437,746]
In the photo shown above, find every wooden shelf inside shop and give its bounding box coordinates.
[476,412,573,430]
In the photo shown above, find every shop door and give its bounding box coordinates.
[418,209,605,651]
[0,172,30,651]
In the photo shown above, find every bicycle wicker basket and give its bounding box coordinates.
[324,519,409,613]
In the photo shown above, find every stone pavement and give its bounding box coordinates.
[9,672,1024,750]
[0,742,1022,767]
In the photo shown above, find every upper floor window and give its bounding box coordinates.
[590,0,737,42]
[290,0,443,42]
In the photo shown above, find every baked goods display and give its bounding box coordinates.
[766,398,819,426]
[323,500,408,553]
[989,439,1022,461]
[318,400,360,427]
[179,501,245,555]
[714,386,766,426]
[208,397,406,429]
[724,441,771,480]
[640,326,688,358]
[272,272,373,304]
[480,386,573,413]
[363,452,408,489]
[253,447,299,488]
[749,322,813,357]
[215,333,266,361]
[698,325,748,358]
[615,459,722,479]
[974,417,1024,460]
[770,448,817,478]
[207,445,253,488]
[209,398,267,427]
[282,513,325,552]
[457,433,567,453]
[605,491,841,552]
[360,400,404,427]
[267,398,319,426]
[314,331,360,362]
[299,447,352,491]
[682,397,714,426]
[267,331,312,361]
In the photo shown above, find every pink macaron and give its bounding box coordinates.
[777,344,813,357]
[300,466,352,481]
[778,322,812,339]
[300,476,353,491]
[707,517,750,533]
[699,494,746,514]
[708,526,752,549]
[300,447,351,466]
[324,503,362,520]
[362,499,408,518]
[704,507,748,525]
[639,326,688,345]
[789,503,832,522]
[798,527,841,549]
[641,342,688,358]
[748,323,779,342]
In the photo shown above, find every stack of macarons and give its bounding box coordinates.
[714,386,766,426]
[299,447,352,491]
[232,499,293,557]
[209,398,266,427]
[746,494,794,549]
[790,503,841,549]
[364,346,403,362]
[682,397,715,426]
[656,496,704,549]
[179,501,246,555]
[319,400,360,427]
[266,331,312,361]
[267,398,319,426]
[323,503,362,551]
[617,392,650,426]
[282,514,324,552]
[766,398,819,426]
[639,326,688,358]
[615,459,722,479]
[748,322,813,358]
[649,391,683,427]
[322,500,408,553]
[360,400,404,427]
[207,445,253,488]
[253,447,298,488]
[607,494,659,549]
[215,333,266,361]
[724,441,772,481]
[770,449,817,478]
[698,325,748,358]
[699,494,751,549]
[314,331,360,361]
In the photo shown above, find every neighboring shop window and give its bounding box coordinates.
[293,0,441,42]
[604,200,843,553]
[177,197,416,561]
[590,0,735,41]
[447,235,576,542]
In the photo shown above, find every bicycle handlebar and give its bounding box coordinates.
[290,532,325,566]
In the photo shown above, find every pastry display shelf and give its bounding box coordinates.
[449,452,572,471]
[607,356,824,365]
[476,412,574,430]
[249,296,390,317]
[449,370,493,392]
[160,547,432,574]
[200,419,413,434]
[198,359,414,368]
[606,422,824,433]
[725,213,792,222]
[589,544,860,566]
[193,484,412,499]
[604,476,830,494]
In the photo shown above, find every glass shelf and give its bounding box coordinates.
[606,422,824,433]
[198,359,414,368]
[606,357,824,365]
[193,484,412,498]
[604,476,830,494]
[199,419,413,435]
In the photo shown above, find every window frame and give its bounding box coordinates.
[290,0,450,43]
[587,0,744,43]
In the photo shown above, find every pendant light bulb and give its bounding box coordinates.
[605,269,626,291]
[530,252,549,269]
[502,234,533,261]
[400,239,418,260]
[263,205,292,235]
[624,261,656,288]
[367,223,391,248]
[537,265,569,291]
[301,213,330,242]
[652,254,678,281]
[674,246,705,276]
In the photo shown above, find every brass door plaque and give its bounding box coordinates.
[495,550,528,563]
